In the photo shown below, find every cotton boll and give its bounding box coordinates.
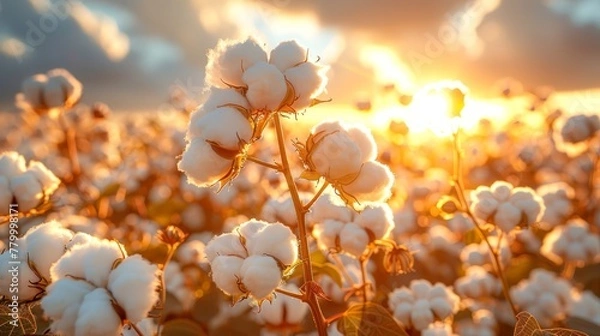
[211,255,244,297]
[355,203,394,239]
[312,220,344,251]
[283,62,328,110]
[205,37,268,88]
[45,68,82,108]
[41,278,96,336]
[51,239,125,287]
[509,188,545,225]
[187,107,252,146]
[23,221,74,280]
[176,240,206,266]
[493,202,521,232]
[108,255,160,323]
[66,232,97,250]
[310,129,363,180]
[490,181,513,201]
[346,124,377,162]
[343,161,394,204]
[9,172,43,212]
[306,192,352,227]
[570,291,600,325]
[205,232,247,262]
[28,160,61,194]
[238,219,270,242]
[21,74,48,109]
[193,87,250,120]
[243,62,287,111]
[411,299,434,330]
[0,151,27,176]
[269,40,307,72]
[339,223,370,257]
[178,138,232,188]
[240,255,282,300]
[246,222,298,266]
[74,288,122,336]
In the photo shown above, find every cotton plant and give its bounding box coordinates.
[253,283,309,335]
[177,37,402,335]
[0,151,61,216]
[454,266,501,301]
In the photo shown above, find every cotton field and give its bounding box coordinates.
[1,20,600,336]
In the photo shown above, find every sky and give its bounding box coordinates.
[0,0,599,112]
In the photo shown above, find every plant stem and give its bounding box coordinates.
[275,287,305,300]
[128,321,144,336]
[157,244,178,334]
[273,113,327,335]
[451,130,519,316]
[304,181,330,212]
[58,112,80,183]
[561,261,577,279]
[246,155,282,171]
[359,256,368,303]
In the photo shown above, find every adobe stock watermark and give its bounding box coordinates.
[6,204,20,327]
[401,1,489,74]
[13,0,76,63]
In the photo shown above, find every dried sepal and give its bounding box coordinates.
[383,244,415,275]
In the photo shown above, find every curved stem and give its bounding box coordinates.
[304,181,330,212]
[273,113,327,335]
[452,130,519,316]
[128,321,144,336]
[246,155,281,171]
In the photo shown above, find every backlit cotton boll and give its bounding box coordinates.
[510,268,576,327]
[192,87,250,121]
[50,238,126,287]
[355,203,394,238]
[211,255,245,297]
[269,40,307,72]
[205,37,268,88]
[107,255,160,323]
[245,222,298,265]
[537,182,575,230]
[23,221,74,280]
[469,181,545,232]
[178,138,233,188]
[41,278,96,336]
[187,107,253,146]
[388,280,459,331]
[570,291,600,325]
[240,255,282,300]
[243,62,287,111]
[342,161,394,204]
[541,219,600,265]
[21,68,82,111]
[454,266,500,300]
[283,62,328,111]
[74,288,121,336]
[553,114,600,156]
[0,151,61,215]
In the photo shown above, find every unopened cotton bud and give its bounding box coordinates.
[9,172,43,212]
